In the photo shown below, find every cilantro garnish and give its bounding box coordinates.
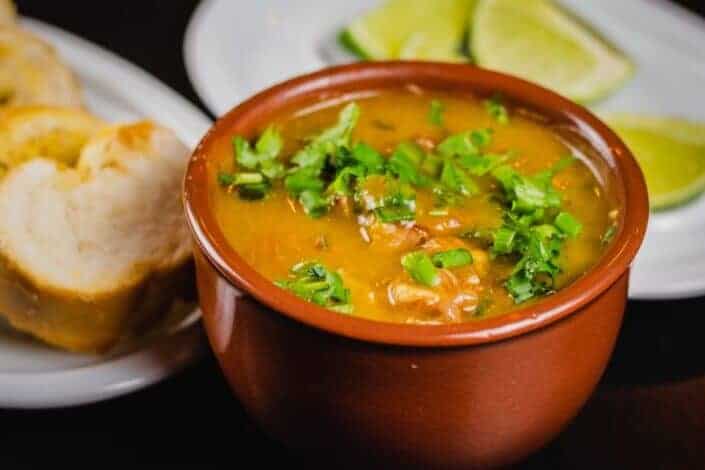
[488,157,583,303]
[275,262,352,313]
[485,95,509,125]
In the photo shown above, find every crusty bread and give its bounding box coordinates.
[0,120,192,352]
[0,106,104,172]
[0,0,15,26]
[0,26,83,108]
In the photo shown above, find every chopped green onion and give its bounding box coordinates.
[431,248,473,269]
[428,100,444,126]
[554,212,583,237]
[492,227,516,255]
[238,182,271,200]
[401,251,440,287]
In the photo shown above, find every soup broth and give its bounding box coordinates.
[210,88,616,324]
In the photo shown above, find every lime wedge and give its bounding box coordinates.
[607,114,705,211]
[343,0,473,61]
[470,0,634,103]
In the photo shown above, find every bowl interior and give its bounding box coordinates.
[184,61,649,347]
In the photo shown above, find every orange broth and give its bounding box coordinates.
[209,88,615,324]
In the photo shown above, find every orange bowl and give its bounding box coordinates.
[184,62,648,469]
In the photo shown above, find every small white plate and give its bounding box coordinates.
[0,18,212,409]
[184,0,705,300]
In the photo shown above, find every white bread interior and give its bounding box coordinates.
[0,120,192,351]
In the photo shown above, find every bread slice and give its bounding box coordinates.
[0,0,15,26]
[0,26,83,107]
[0,121,192,352]
[0,106,104,172]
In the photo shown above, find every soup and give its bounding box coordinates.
[210,88,616,324]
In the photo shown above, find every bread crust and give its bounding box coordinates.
[0,26,83,108]
[0,117,192,352]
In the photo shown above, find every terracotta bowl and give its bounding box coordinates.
[184,62,648,469]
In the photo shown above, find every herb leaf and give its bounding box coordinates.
[401,251,440,287]
[485,95,509,125]
[432,248,473,269]
[275,262,352,312]
[429,100,444,126]
[440,160,479,197]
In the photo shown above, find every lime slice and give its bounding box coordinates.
[343,0,473,61]
[606,114,705,211]
[470,0,634,103]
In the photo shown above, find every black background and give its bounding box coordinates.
[2,1,705,468]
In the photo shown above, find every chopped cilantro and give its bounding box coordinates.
[298,190,331,218]
[485,95,509,125]
[387,141,427,186]
[351,142,385,174]
[285,166,326,195]
[275,262,352,312]
[374,181,417,223]
[437,129,493,159]
[440,160,479,197]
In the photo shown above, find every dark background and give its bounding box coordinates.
[3,1,705,468]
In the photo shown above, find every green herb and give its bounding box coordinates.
[431,248,473,269]
[485,95,509,124]
[401,251,440,287]
[491,164,561,213]
[298,190,331,218]
[420,153,443,177]
[440,160,479,197]
[437,132,479,158]
[437,129,493,159]
[374,181,417,223]
[351,142,386,174]
[327,165,366,197]
[554,212,583,237]
[217,171,271,200]
[233,126,283,170]
[601,223,618,245]
[387,141,427,186]
[488,158,582,303]
[285,166,326,195]
[289,102,360,172]
[458,151,513,176]
[276,261,352,312]
[428,100,444,126]
[237,182,271,200]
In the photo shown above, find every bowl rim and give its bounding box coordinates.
[183,61,649,348]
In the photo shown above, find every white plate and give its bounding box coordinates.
[184,0,705,300]
[0,18,213,409]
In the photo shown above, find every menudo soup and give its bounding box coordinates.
[210,88,616,324]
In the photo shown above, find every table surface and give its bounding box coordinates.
[3,1,705,468]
